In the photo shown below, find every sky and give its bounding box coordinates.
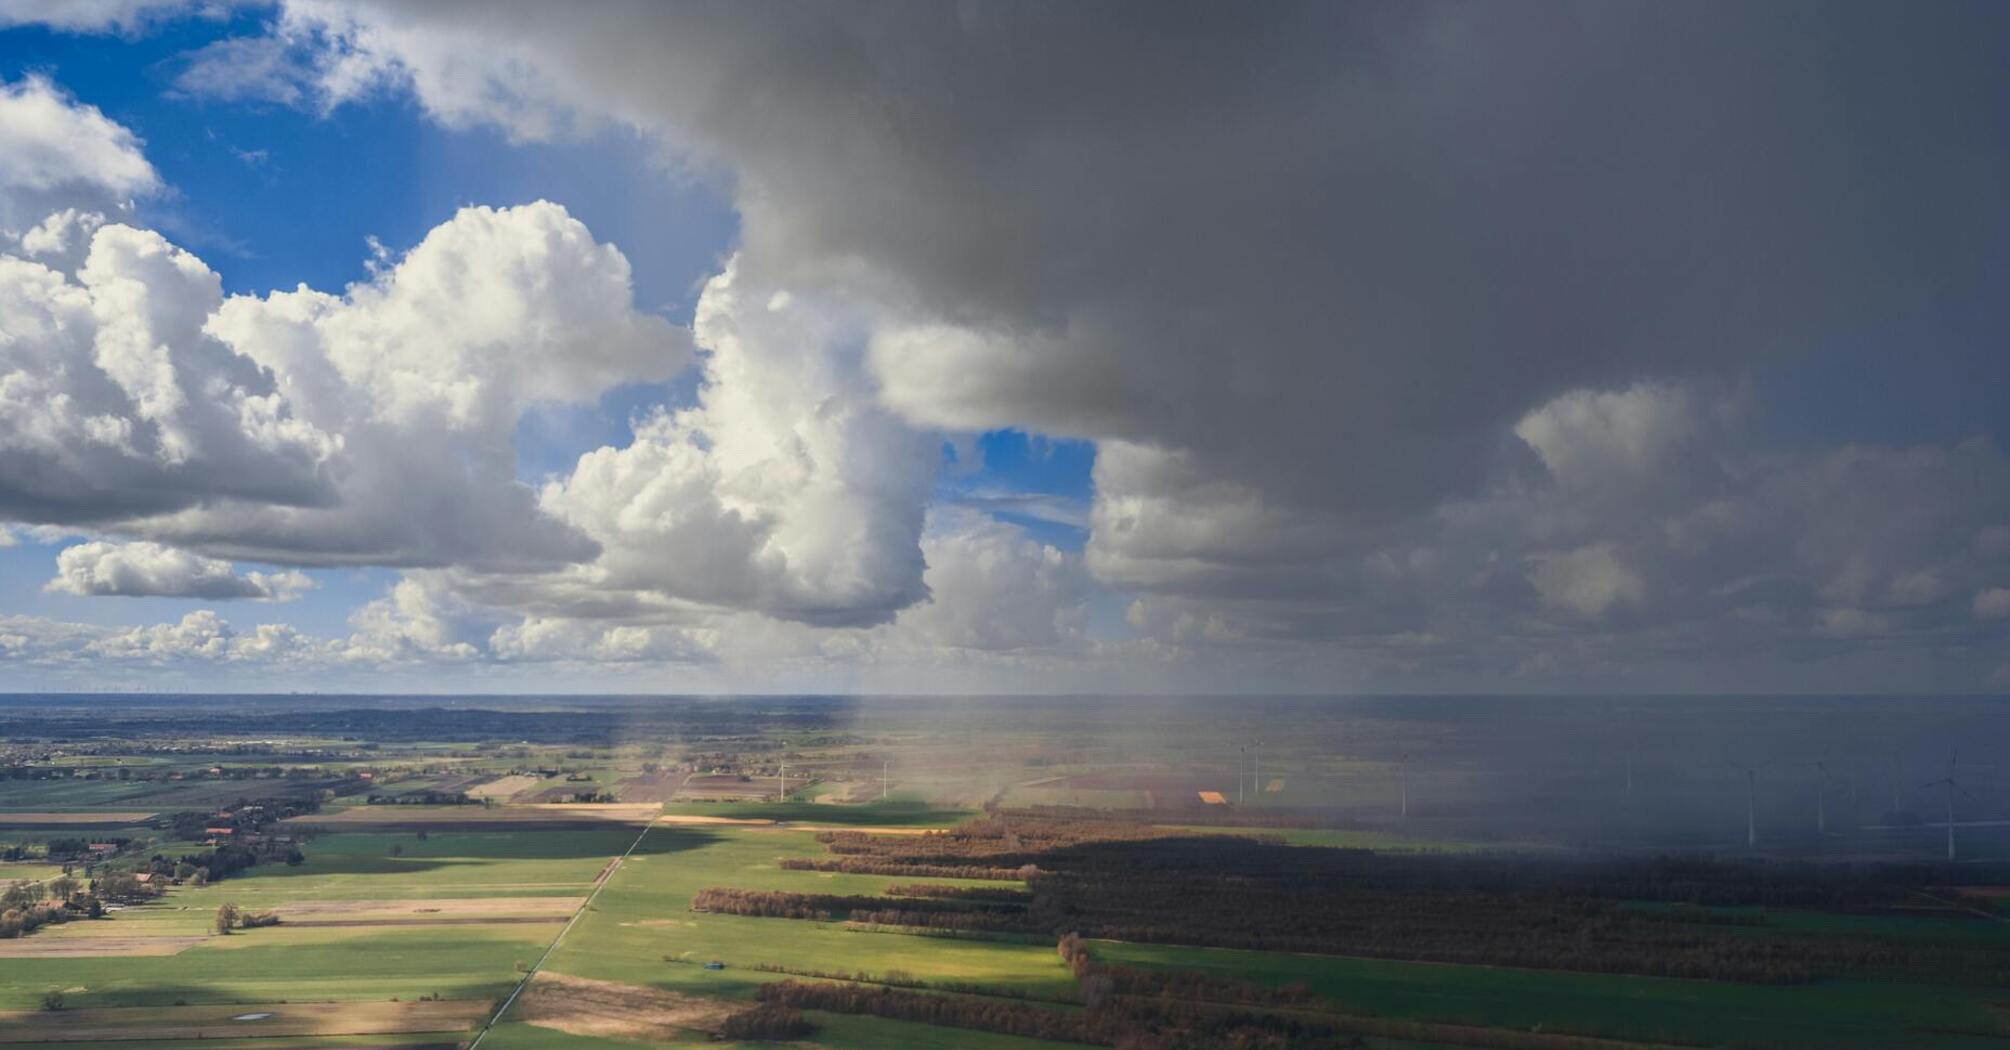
[0,1,2007,695]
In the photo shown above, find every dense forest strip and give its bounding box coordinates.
[884,883,1034,902]
[999,804,1321,829]
[755,979,1362,1049]
[836,922,1054,945]
[692,886,1027,922]
[777,857,1032,880]
[748,960,1081,1004]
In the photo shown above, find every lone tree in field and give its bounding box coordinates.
[214,902,241,934]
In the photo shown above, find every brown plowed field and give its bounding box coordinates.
[514,971,738,1041]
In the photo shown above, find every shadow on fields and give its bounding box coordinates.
[235,827,676,879]
[632,827,724,856]
[236,855,506,879]
[238,826,725,876]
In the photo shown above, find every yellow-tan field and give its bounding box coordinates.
[270,895,583,925]
[656,813,934,835]
[0,998,489,1042]
[464,774,543,799]
[0,812,155,824]
[514,971,737,1042]
[0,936,203,958]
[286,802,661,825]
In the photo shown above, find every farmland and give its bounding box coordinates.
[0,693,2007,1047]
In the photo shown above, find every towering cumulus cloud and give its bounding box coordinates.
[189,200,689,569]
[537,262,937,627]
[2,198,686,569]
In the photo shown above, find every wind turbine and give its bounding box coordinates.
[1798,747,1833,836]
[1398,752,1410,820]
[1714,762,1760,847]
[1741,766,1757,846]
[1237,746,1246,805]
[1891,754,1907,814]
[1922,752,1975,861]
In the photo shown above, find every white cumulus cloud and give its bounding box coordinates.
[47,540,314,600]
[0,75,158,237]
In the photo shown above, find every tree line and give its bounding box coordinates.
[755,979,1363,1049]
[777,857,1033,881]
[691,886,1026,928]
[885,883,1034,903]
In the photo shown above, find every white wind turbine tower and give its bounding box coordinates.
[1798,747,1834,836]
[1921,751,1974,861]
[1714,762,1760,847]
[1398,752,1410,820]
[1743,766,1757,847]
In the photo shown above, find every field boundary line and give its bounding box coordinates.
[1913,889,2010,926]
[465,808,659,1049]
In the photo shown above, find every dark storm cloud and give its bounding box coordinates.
[253,0,2010,523]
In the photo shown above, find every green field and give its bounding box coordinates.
[220,828,636,902]
[0,863,66,883]
[537,824,1067,1000]
[0,925,542,1009]
[661,799,971,827]
[1096,940,2010,1050]
[0,779,157,809]
[0,1029,474,1037]
[479,1013,1093,1050]
[0,828,639,1011]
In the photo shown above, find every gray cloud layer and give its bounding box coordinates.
[235,2,2009,511]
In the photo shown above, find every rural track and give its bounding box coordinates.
[1914,889,2010,926]
[465,812,660,1049]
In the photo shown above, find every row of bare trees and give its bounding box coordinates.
[777,857,1032,880]
[755,978,1362,1049]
